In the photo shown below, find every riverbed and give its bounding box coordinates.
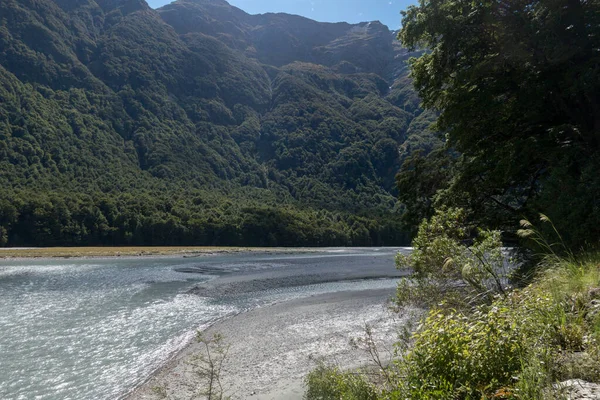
[0,248,409,400]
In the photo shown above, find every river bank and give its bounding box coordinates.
[128,288,417,400]
[125,248,412,399]
[0,246,321,260]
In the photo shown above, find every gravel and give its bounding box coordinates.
[127,289,419,400]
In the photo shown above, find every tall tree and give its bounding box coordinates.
[399,0,600,245]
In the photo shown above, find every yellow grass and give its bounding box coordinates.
[0,246,306,259]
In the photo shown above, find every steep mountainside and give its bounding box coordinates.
[0,0,433,247]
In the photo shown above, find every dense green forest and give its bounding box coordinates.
[0,0,434,247]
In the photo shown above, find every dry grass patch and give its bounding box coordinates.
[0,246,307,259]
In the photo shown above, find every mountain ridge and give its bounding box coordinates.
[157,0,406,80]
[0,0,435,247]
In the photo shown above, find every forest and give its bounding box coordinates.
[0,0,434,247]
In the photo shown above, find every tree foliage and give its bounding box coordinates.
[398,0,600,246]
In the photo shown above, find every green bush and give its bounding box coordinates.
[390,253,600,399]
[306,212,600,400]
[304,362,377,400]
[393,306,524,399]
[395,207,509,309]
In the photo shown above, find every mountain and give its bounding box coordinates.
[0,0,434,247]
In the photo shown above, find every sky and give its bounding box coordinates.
[146,0,415,30]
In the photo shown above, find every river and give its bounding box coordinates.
[0,248,407,400]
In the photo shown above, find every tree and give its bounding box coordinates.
[399,0,600,246]
[396,148,453,231]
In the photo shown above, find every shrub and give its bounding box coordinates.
[152,332,231,400]
[306,212,600,400]
[396,207,509,309]
[186,333,231,400]
[389,252,600,399]
[304,361,378,400]
[392,305,524,399]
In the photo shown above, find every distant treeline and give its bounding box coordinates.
[0,190,409,247]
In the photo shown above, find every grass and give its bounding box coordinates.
[0,246,316,259]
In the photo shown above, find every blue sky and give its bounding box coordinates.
[146,0,415,30]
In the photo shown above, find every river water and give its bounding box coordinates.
[0,248,406,400]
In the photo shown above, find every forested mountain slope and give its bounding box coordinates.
[0,0,433,246]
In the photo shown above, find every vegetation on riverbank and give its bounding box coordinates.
[304,0,600,395]
[0,189,409,248]
[303,5,600,391]
[306,212,600,399]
